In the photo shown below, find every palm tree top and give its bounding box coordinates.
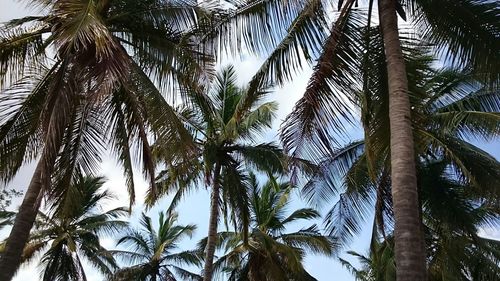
[22,175,128,281]
[150,64,286,207]
[248,174,318,234]
[203,175,337,281]
[200,65,278,143]
[112,211,201,281]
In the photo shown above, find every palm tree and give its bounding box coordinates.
[339,160,500,281]
[202,174,336,281]
[150,65,288,281]
[303,42,500,278]
[111,212,202,281]
[375,1,426,276]
[148,1,499,277]
[0,0,210,277]
[272,1,499,278]
[304,42,500,246]
[19,175,128,281]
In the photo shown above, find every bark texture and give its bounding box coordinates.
[203,163,222,281]
[378,0,427,279]
[0,159,46,280]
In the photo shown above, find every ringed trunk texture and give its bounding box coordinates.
[378,0,427,280]
[203,163,222,281]
[0,158,47,280]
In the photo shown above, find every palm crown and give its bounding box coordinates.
[152,65,286,216]
[203,174,337,281]
[112,211,201,281]
[21,175,128,281]
[0,0,212,202]
[0,2,212,275]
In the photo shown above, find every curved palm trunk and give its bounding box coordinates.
[203,163,222,281]
[0,85,71,279]
[378,0,427,279]
[0,157,48,280]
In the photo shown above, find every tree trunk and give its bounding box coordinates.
[203,163,222,281]
[378,0,427,280]
[0,81,70,279]
[0,157,46,280]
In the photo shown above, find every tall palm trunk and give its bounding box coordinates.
[0,85,71,279]
[203,163,222,281]
[378,0,427,279]
[0,156,49,280]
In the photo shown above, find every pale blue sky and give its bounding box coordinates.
[1,1,499,281]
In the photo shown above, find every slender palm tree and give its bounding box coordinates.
[201,174,336,281]
[272,1,499,278]
[302,41,500,279]
[111,212,202,281]
[339,160,500,281]
[150,66,288,281]
[375,1,427,276]
[0,0,211,277]
[304,43,500,247]
[18,175,128,281]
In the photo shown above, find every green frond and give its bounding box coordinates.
[200,0,312,57]
[220,164,251,237]
[323,189,374,248]
[410,0,500,82]
[169,265,203,281]
[114,211,199,280]
[246,0,328,92]
[416,132,500,196]
[302,141,365,206]
[279,225,337,256]
[165,250,204,267]
[281,208,321,225]
[428,85,500,141]
[0,23,48,87]
[40,243,86,281]
[232,142,286,175]
[0,63,58,183]
[147,161,203,209]
[50,103,106,200]
[106,0,200,33]
[281,5,365,161]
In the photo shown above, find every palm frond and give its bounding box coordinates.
[0,63,58,183]
[0,23,48,87]
[232,142,286,175]
[246,0,328,92]
[302,141,365,206]
[281,4,365,163]
[410,0,500,82]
